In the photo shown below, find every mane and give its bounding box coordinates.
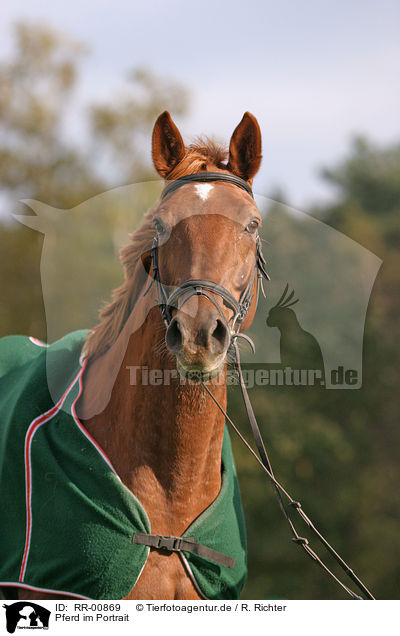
[168,137,228,179]
[82,208,155,360]
[83,138,229,360]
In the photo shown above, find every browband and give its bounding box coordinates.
[161,172,254,200]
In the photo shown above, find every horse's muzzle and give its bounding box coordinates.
[165,300,230,377]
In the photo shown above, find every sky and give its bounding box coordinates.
[1,0,400,210]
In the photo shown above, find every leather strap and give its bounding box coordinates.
[144,236,263,328]
[132,532,236,569]
[161,172,254,200]
[200,344,376,601]
[166,279,240,320]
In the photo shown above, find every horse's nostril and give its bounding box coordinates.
[166,318,182,353]
[210,319,229,353]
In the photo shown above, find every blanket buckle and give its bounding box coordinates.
[155,535,184,551]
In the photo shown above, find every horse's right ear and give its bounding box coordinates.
[152,111,185,178]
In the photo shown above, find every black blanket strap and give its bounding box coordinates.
[132,532,236,569]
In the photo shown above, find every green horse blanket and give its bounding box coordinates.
[0,331,247,599]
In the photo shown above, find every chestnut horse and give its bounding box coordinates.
[16,111,263,600]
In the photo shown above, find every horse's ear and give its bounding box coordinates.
[152,111,185,178]
[227,112,262,183]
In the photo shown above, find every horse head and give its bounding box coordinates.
[148,111,266,378]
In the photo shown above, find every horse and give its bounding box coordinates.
[0,110,266,601]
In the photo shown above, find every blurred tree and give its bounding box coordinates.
[235,136,400,600]
[0,21,102,210]
[0,22,99,338]
[314,138,400,599]
[0,22,188,338]
[90,66,189,183]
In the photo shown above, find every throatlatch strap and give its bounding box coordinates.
[132,532,236,569]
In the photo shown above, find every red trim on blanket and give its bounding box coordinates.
[18,369,82,582]
[0,581,92,599]
[18,358,118,584]
[28,337,49,347]
[70,359,119,476]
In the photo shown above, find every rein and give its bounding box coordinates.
[202,346,375,600]
[147,171,375,600]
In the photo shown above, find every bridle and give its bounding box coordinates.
[145,171,375,601]
[144,171,269,340]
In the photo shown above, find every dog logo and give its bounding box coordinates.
[3,602,50,633]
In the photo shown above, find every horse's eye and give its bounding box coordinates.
[245,219,259,234]
[154,218,165,235]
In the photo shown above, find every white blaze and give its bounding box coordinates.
[194,184,213,201]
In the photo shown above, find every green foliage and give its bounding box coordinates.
[90,66,189,182]
[0,224,45,338]
[322,137,400,217]
[0,22,186,338]
[235,137,400,599]
[0,21,99,210]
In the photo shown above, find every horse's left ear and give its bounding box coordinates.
[152,111,186,178]
[227,112,262,184]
